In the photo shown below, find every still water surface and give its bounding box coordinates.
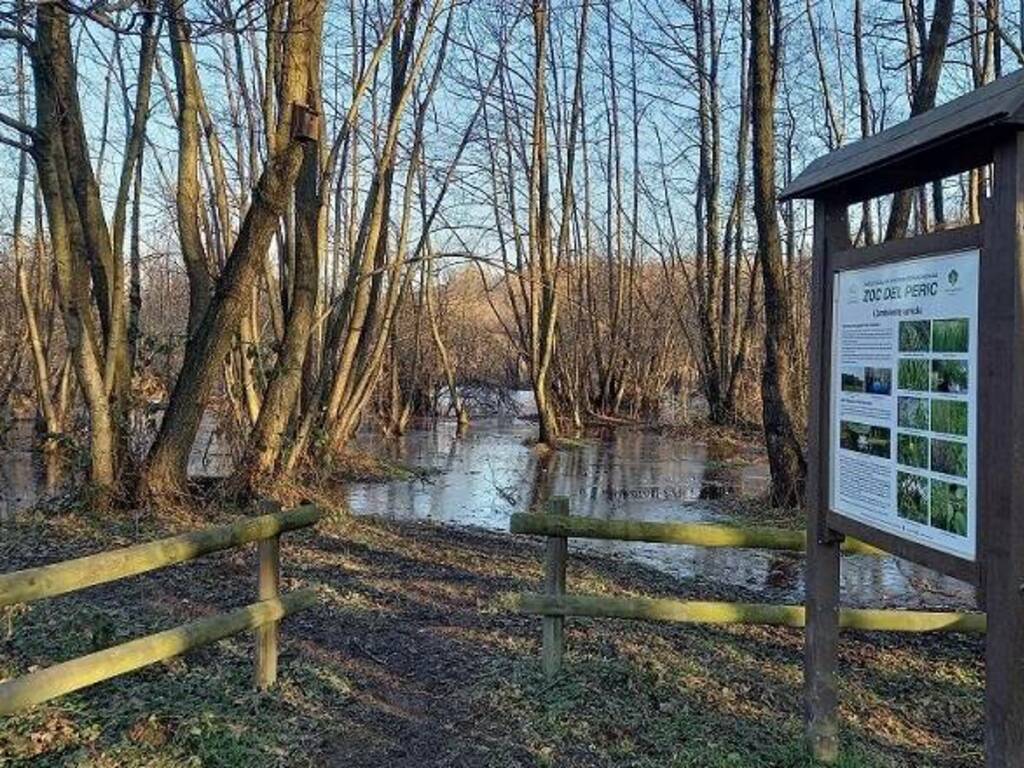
[347,419,975,610]
[0,417,975,610]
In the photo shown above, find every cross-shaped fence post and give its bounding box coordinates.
[542,496,569,678]
[255,499,282,690]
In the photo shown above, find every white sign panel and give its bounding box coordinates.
[830,250,978,561]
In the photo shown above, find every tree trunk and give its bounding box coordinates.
[529,0,560,446]
[141,0,325,499]
[885,0,954,241]
[239,115,322,484]
[30,2,145,495]
[751,0,806,506]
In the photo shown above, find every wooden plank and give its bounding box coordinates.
[516,593,986,634]
[804,199,848,765]
[254,537,281,689]
[783,125,1000,205]
[0,589,317,715]
[510,513,884,555]
[542,497,569,678]
[0,504,321,608]
[980,134,1024,768]
[781,68,1024,202]
[829,225,982,274]
[797,137,997,206]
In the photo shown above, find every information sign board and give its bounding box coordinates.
[830,250,978,561]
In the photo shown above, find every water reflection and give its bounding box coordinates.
[0,414,235,521]
[0,415,976,610]
[347,419,767,525]
[0,420,62,520]
[347,419,976,610]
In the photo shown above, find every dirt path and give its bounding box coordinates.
[0,508,983,767]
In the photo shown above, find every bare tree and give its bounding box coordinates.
[751,0,806,506]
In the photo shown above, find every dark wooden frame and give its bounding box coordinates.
[823,222,982,585]
[787,76,1024,767]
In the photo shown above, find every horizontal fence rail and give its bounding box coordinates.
[510,498,987,681]
[510,513,885,555]
[0,503,321,608]
[516,594,987,634]
[0,501,321,715]
[0,589,317,715]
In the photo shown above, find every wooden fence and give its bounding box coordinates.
[0,501,321,715]
[510,499,986,677]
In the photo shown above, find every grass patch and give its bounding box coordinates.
[0,502,983,767]
[317,450,435,483]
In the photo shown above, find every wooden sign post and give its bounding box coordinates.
[782,70,1024,767]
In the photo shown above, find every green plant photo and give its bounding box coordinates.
[931,438,968,478]
[931,318,969,353]
[898,396,930,430]
[899,359,930,392]
[897,433,929,469]
[931,399,968,436]
[897,471,929,524]
[931,481,969,536]
[931,360,969,394]
[899,320,931,352]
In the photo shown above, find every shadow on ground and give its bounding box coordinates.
[0,508,983,767]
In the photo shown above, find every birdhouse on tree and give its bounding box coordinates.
[291,102,320,143]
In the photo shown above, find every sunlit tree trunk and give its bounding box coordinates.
[25,0,156,496]
[751,0,806,506]
[141,0,326,499]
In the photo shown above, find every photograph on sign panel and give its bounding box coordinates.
[897,396,929,430]
[931,439,967,478]
[930,399,968,437]
[930,481,968,536]
[931,360,968,394]
[931,318,969,353]
[896,471,929,524]
[897,433,929,469]
[864,367,892,395]
[898,359,930,391]
[841,367,866,393]
[839,421,891,459]
[898,320,931,352]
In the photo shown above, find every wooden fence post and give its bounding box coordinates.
[542,496,569,678]
[255,500,282,690]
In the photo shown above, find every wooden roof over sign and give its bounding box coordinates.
[781,67,1024,203]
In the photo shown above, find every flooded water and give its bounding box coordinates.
[0,415,238,520]
[0,421,59,519]
[0,416,975,610]
[347,418,976,610]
